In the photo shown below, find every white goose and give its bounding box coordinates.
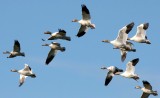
[42,42,65,65]
[101,58,139,86]
[3,40,25,58]
[128,23,151,44]
[72,4,95,37]
[42,29,71,41]
[102,22,134,49]
[11,64,36,87]
[135,80,158,98]
[101,66,123,86]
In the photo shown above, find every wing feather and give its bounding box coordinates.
[45,49,57,65]
[13,40,21,52]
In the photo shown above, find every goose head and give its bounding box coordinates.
[44,31,52,35]
[102,40,110,43]
[135,86,141,89]
[42,43,50,46]
[101,67,107,70]
[72,19,79,22]
[11,69,18,72]
[101,66,114,71]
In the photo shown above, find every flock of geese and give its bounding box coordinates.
[3,4,157,98]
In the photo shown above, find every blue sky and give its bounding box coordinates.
[0,0,160,98]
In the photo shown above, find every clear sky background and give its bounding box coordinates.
[0,0,160,98]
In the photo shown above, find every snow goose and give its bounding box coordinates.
[101,58,139,86]
[135,80,158,98]
[11,64,36,87]
[120,58,140,81]
[3,40,25,58]
[42,29,71,41]
[72,4,95,37]
[128,23,151,44]
[42,42,65,65]
[101,66,123,86]
[102,22,134,49]
[120,41,136,62]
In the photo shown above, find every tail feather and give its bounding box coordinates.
[153,91,158,96]
[65,36,71,41]
[60,47,66,52]
[131,49,136,52]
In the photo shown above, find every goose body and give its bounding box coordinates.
[42,42,65,65]
[11,64,36,87]
[72,4,95,37]
[43,29,71,41]
[135,80,158,98]
[128,23,151,44]
[3,40,25,58]
[102,22,134,49]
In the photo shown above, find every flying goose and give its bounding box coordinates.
[135,80,158,98]
[3,40,25,58]
[42,42,65,65]
[128,23,151,44]
[102,22,134,49]
[72,4,95,37]
[42,29,71,41]
[120,41,136,62]
[101,66,123,86]
[120,58,140,81]
[101,58,139,86]
[11,64,36,87]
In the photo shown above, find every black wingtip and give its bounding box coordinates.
[76,31,86,37]
[45,62,49,65]
[19,84,22,87]
[131,58,139,66]
[81,4,90,14]
[58,29,66,33]
[143,23,149,30]
[142,80,150,84]
[14,40,20,45]
[126,22,134,34]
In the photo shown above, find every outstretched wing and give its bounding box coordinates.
[116,22,134,44]
[135,23,149,39]
[141,92,150,98]
[45,49,57,65]
[23,64,32,71]
[81,4,91,20]
[142,80,152,90]
[105,71,114,86]
[76,25,88,37]
[58,29,66,36]
[19,74,27,87]
[13,40,21,52]
[125,58,139,74]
